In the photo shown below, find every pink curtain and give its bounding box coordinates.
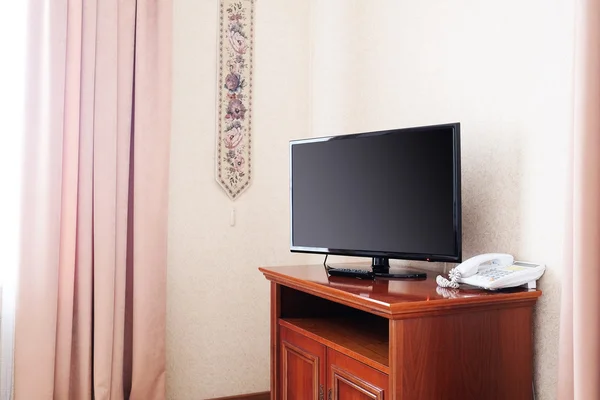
[558,0,600,398]
[13,1,172,399]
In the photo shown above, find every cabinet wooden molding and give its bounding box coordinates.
[280,325,325,400]
[261,264,541,400]
[328,348,388,400]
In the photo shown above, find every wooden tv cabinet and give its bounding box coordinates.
[259,264,541,400]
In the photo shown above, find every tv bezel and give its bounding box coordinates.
[289,122,462,263]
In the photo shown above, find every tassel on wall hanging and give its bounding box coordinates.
[215,0,255,200]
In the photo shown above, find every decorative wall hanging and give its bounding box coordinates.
[216,0,255,200]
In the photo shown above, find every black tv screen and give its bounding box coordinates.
[290,123,461,263]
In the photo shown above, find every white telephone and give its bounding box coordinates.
[436,253,545,290]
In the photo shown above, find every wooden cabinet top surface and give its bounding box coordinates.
[260,264,541,318]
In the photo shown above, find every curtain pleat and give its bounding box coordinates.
[128,1,172,398]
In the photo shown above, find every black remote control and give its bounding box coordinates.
[327,267,374,280]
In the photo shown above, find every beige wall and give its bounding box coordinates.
[168,0,314,398]
[310,1,573,399]
[170,0,573,398]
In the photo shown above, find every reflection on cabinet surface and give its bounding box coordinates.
[261,264,541,400]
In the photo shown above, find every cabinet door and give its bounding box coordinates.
[280,325,327,400]
[327,348,389,400]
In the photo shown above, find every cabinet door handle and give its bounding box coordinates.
[319,384,324,400]
[328,388,332,400]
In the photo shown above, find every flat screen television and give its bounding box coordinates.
[290,122,461,274]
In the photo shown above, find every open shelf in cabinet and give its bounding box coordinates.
[278,285,390,373]
[279,315,389,374]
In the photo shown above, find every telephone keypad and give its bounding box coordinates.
[479,269,514,281]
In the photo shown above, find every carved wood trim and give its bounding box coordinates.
[260,267,541,320]
[281,340,320,399]
[330,364,384,400]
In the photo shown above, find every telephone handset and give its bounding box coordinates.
[436,253,546,290]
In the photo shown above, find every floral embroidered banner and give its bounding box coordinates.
[216,0,255,200]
